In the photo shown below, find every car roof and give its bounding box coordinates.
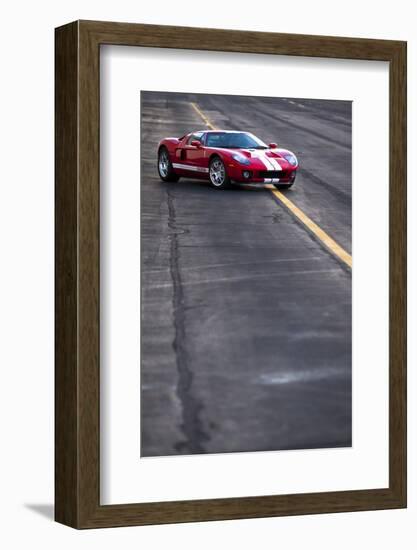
[192,130,244,134]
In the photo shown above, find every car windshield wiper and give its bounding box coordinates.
[229,145,268,149]
[224,145,254,149]
[213,145,241,149]
[208,144,266,149]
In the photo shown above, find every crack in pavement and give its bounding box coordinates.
[166,185,209,454]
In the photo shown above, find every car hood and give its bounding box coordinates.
[218,147,296,169]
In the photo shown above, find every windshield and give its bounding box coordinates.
[205,132,267,149]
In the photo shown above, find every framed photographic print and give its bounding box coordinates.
[55,20,407,528]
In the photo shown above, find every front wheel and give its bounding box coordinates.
[274,183,293,190]
[158,147,179,182]
[209,157,231,189]
[274,171,296,190]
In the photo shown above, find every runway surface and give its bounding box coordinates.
[140,91,352,457]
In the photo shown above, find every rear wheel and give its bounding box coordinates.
[158,147,179,182]
[209,157,231,189]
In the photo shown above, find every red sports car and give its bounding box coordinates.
[157,130,299,190]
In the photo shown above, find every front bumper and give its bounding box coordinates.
[231,168,297,184]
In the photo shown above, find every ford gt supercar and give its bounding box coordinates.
[157,130,299,190]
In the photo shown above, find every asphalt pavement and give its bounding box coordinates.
[140,91,352,456]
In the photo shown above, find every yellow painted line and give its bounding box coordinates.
[267,185,352,268]
[191,102,216,130]
[190,102,352,269]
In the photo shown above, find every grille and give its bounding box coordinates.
[258,170,286,178]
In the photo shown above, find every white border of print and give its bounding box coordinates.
[100,45,389,505]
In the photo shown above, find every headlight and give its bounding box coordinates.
[232,153,251,165]
[283,153,298,166]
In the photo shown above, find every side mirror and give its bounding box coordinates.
[268,142,278,149]
[191,140,202,148]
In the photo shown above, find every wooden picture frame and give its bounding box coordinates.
[55,20,407,528]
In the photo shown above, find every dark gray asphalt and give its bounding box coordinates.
[141,91,352,457]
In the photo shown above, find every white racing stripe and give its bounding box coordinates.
[173,150,282,182]
[248,149,282,183]
[172,163,209,173]
[250,150,274,169]
[267,156,282,171]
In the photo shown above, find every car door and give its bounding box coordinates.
[175,133,206,176]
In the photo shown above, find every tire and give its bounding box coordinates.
[209,156,231,189]
[273,183,293,190]
[274,171,296,190]
[158,147,179,182]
